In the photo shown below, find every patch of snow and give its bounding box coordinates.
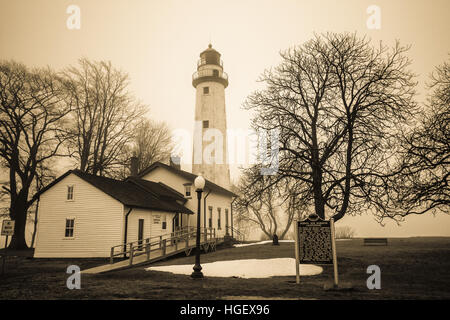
[146,258,323,278]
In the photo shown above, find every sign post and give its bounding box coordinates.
[295,214,338,287]
[1,220,15,275]
[294,219,300,284]
[330,218,339,287]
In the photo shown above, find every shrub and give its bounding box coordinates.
[335,226,356,239]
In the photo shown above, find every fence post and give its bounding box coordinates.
[146,239,150,260]
[129,244,134,266]
[186,233,189,248]
[175,235,178,250]
[162,239,166,256]
[110,247,114,264]
[159,235,162,249]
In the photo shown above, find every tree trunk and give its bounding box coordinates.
[312,166,325,219]
[8,196,30,250]
[30,200,39,248]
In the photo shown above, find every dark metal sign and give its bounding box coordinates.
[298,218,333,264]
[294,214,339,286]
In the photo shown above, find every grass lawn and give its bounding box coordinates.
[0,237,449,299]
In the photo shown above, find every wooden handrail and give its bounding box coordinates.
[110,227,216,264]
[226,226,245,241]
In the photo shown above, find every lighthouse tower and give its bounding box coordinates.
[192,44,230,189]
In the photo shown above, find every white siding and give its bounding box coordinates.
[126,207,175,244]
[34,174,124,258]
[142,166,233,237]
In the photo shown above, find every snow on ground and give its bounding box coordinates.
[146,258,323,278]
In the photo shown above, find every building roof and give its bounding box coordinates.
[138,162,237,197]
[38,170,194,214]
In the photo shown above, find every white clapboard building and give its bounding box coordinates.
[33,161,236,258]
[34,44,237,258]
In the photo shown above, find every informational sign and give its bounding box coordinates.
[294,214,339,286]
[1,220,15,236]
[153,215,161,224]
[298,219,333,264]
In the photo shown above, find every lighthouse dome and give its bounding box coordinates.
[193,44,228,88]
[198,44,222,68]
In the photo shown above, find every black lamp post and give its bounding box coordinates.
[191,174,205,279]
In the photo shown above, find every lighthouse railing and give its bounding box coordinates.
[198,58,223,68]
[192,69,228,81]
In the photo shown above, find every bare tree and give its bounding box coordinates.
[389,58,449,219]
[62,58,147,177]
[335,226,356,239]
[124,118,174,174]
[244,33,418,222]
[235,166,307,239]
[0,61,71,249]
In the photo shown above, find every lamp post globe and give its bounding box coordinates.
[191,174,205,279]
[194,175,206,191]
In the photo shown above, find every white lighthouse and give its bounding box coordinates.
[192,44,230,189]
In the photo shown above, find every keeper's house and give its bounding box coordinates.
[34,161,236,258]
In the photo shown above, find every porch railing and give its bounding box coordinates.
[226,226,246,242]
[110,227,216,265]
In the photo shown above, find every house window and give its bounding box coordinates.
[225,208,229,230]
[208,206,213,228]
[65,219,75,237]
[138,219,144,248]
[67,186,74,200]
[203,86,209,94]
[162,215,167,230]
[203,120,209,128]
[217,208,221,230]
[184,184,192,198]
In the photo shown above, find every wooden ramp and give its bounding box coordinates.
[83,227,220,274]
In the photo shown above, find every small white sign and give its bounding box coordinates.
[1,220,15,236]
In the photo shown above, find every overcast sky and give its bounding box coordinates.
[1,0,449,237]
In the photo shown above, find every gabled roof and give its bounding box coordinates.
[138,162,237,197]
[126,177,186,203]
[38,170,193,214]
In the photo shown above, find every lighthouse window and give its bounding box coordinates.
[203,120,209,128]
[203,87,209,94]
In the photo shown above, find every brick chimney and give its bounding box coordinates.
[169,155,181,170]
[130,156,139,176]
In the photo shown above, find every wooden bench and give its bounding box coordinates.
[363,238,388,246]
